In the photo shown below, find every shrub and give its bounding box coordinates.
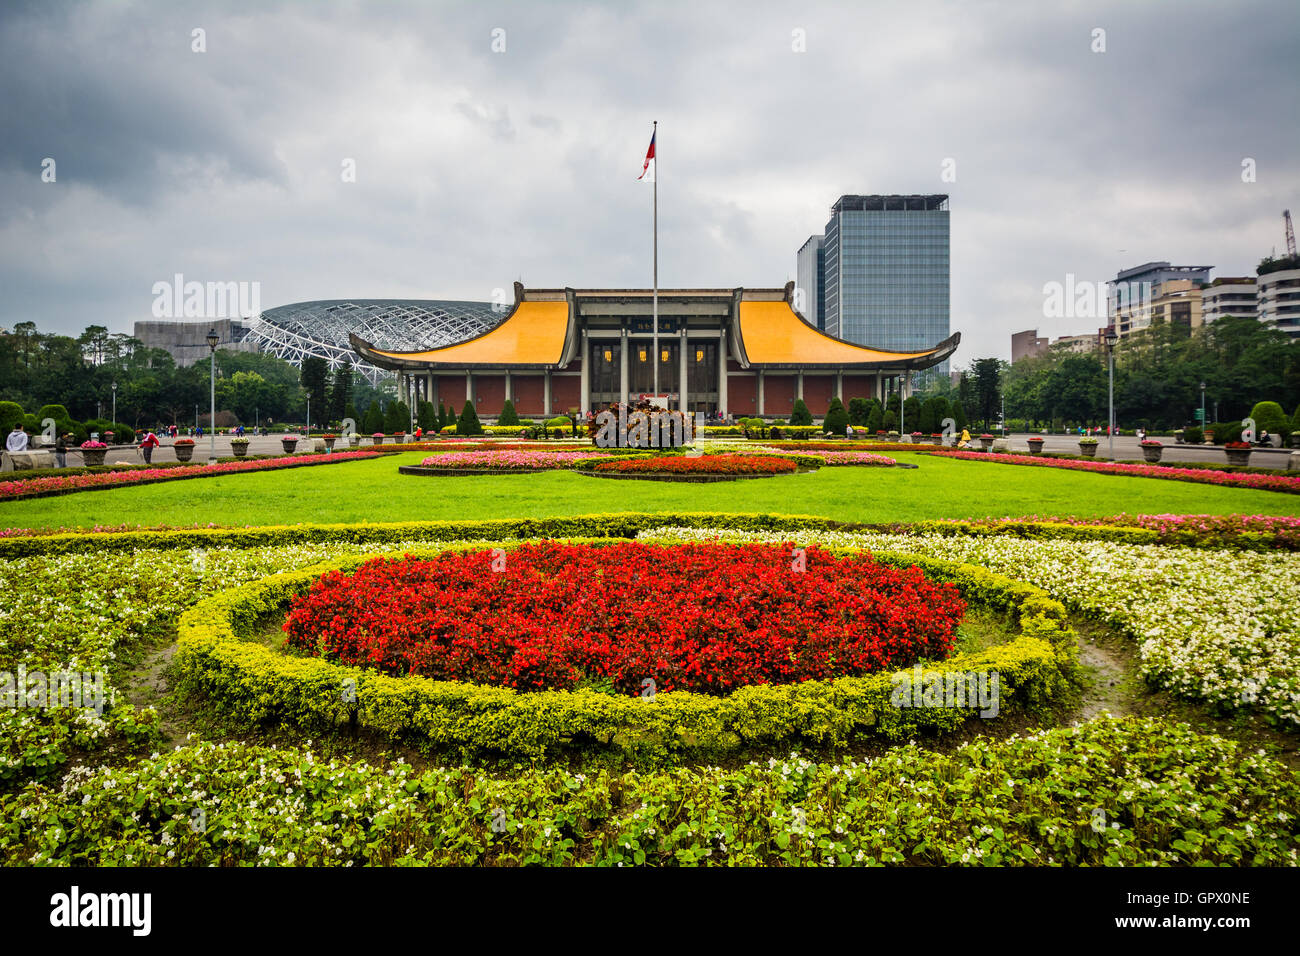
[823,397,849,435]
[865,402,883,434]
[919,396,949,434]
[848,397,870,426]
[384,401,410,434]
[1183,426,1203,444]
[498,399,520,426]
[882,411,897,431]
[36,404,70,421]
[361,403,385,435]
[789,398,812,426]
[82,419,135,444]
[457,401,484,437]
[0,401,24,431]
[1249,401,1290,438]
[1207,421,1244,445]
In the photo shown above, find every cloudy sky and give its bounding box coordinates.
[1,0,1296,362]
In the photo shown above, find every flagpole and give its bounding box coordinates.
[652,120,659,401]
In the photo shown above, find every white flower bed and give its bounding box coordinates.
[636,526,1300,725]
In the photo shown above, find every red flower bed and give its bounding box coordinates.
[282,542,965,695]
[591,454,796,476]
[0,451,384,501]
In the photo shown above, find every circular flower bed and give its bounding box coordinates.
[413,450,611,472]
[282,541,966,694]
[589,454,797,477]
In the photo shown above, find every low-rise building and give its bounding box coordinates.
[1257,267,1300,338]
[1201,277,1258,323]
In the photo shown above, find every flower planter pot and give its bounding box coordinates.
[1289,433,1300,449]
[281,440,299,453]
[173,445,195,462]
[323,438,336,451]
[231,444,249,457]
[1078,444,1098,457]
[372,436,385,446]
[1026,440,1044,456]
[1225,448,1252,466]
[82,450,107,466]
[1141,447,1163,463]
[978,438,994,451]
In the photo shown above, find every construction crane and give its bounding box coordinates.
[1286,209,1297,258]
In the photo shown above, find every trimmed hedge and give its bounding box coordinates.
[173,540,1078,765]
[0,511,1264,560]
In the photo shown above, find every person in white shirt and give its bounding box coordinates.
[6,425,28,453]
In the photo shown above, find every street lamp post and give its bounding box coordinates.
[111,381,117,431]
[1105,327,1118,460]
[206,329,219,464]
[1200,382,1206,432]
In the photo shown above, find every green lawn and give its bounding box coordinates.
[3,451,1297,530]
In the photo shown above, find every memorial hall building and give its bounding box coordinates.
[350,281,960,419]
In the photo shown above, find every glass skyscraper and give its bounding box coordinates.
[814,194,950,380]
[795,234,826,330]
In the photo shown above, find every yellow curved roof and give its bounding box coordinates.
[738,300,943,365]
[364,300,569,365]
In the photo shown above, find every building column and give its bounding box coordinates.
[426,371,435,409]
[679,331,688,412]
[544,370,553,417]
[618,328,629,404]
[717,330,728,416]
[465,371,474,410]
[757,370,766,416]
[835,370,843,401]
[796,371,804,401]
[504,369,512,406]
[579,328,590,413]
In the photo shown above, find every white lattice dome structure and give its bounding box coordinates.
[245,299,503,384]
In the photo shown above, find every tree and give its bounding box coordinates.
[790,398,812,426]
[970,358,1004,430]
[328,364,353,425]
[824,397,848,435]
[457,400,484,436]
[418,400,437,430]
[300,357,329,426]
[498,399,520,426]
[953,399,967,431]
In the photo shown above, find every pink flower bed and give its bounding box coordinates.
[0,451,384,501]
[814,451,898,467]
[418,450,611,471]
[928,449,1300,494]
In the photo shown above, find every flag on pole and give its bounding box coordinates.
[637,129,656,182]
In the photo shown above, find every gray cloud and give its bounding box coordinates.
[0,0,1296,362]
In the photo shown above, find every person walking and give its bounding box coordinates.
[139,429,160,464]
[54,432,69,468]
